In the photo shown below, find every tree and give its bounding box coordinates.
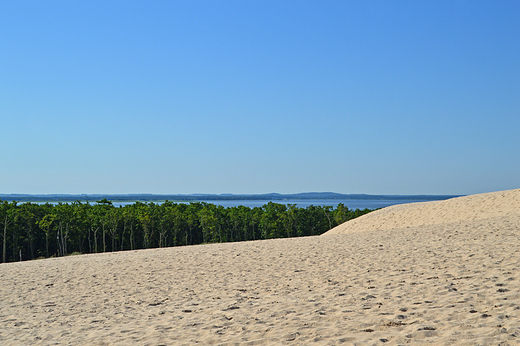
[94,200,113,252]
[136,203,152,249]
[17,202,43,260]
[0,201,15,263]
[260,202,286,239]
[37,213,56,258]
[282,204,298,238]
[53,203,75,256]
[199,203,219,243]
[107,208,120,252]
[322,205,333,230]
[185,203,202,245]
[333,203,351,225]
[122,205,137,250]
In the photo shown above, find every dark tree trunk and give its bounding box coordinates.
[3,215,8,263]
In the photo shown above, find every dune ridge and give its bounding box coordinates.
[325,188,520,235]
[1,189,519,345]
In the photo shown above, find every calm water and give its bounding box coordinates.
[110,199,435,210]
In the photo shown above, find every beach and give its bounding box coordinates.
[1,189,519,345]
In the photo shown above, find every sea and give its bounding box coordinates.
[109,198,438,210]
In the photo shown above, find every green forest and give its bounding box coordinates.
[0,200,372,263]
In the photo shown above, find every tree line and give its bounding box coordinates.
[0,199,372,263]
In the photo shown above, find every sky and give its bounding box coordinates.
[1,0,519,196]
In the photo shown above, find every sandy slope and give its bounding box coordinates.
[326,188,520,234]
[1,189,519,345]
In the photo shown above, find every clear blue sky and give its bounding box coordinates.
[1,1,519,195]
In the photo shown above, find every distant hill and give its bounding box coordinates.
[0,193,460,203]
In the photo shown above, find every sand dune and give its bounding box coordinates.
[1,189,519,345]
[326,188,520,235]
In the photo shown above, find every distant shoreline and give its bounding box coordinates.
[0,192,461,203]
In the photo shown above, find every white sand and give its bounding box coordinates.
[1,189,519,345]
